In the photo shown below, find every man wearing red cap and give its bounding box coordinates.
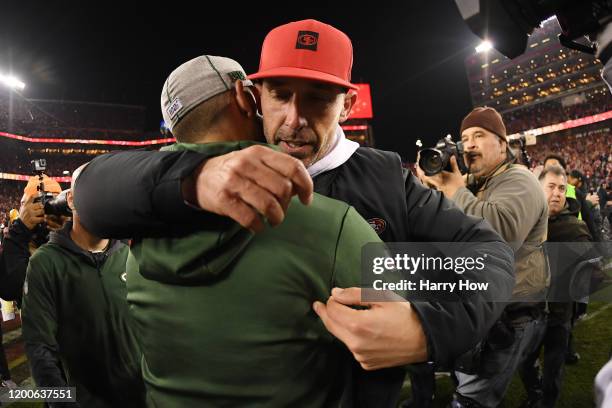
[418,107,549,408]
[73,20,514,404]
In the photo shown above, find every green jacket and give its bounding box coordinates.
[127,141,383,407]
[21,222,145,408]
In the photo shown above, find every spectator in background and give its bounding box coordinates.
[568,169,604,242]
[1,177,68,307]
[543,156,603,242]
[520,166,593,407]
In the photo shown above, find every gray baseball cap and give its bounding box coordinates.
[161,55,253,132]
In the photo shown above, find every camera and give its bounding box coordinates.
[30,159,72,217]
[43,190,72,217]
[455,0,612,59]
[418,135,468,176]
[507,133,537,167]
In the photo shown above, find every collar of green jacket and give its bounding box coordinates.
[134,141,277,285]
[160,140,277,154]
[49,221,125,267]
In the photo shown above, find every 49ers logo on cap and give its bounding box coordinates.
[296,30,319,51]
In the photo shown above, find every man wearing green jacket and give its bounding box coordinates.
[21,166,145,408]
[123,55,388,407]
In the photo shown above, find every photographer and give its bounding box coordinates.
[1,176,68,307]
[418,107,549,408]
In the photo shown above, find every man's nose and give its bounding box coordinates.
[465,140,477,150]
[284,96,307,130]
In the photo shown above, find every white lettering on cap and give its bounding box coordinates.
[167,97,183,118]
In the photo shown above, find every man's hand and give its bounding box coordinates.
[415,155,465,199]
[313,287,428,370]
[45,215,69,232]
[181,145,313,232]
[586,193,600,206]
[19,196,45,230]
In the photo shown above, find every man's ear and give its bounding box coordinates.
[234,80,260,118]
[67,190,74,211]
[339,90,357,123]
[501,140,508,155]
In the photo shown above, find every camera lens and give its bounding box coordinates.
[419,149,445,176]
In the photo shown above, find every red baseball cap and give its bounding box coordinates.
[249,19,358,90]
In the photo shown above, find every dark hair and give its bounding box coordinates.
[538,165,567,182]
[543,154,566,170]
[569,169,584,182]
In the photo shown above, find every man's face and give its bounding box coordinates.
[257,78,353,167]
[460,127,507,178]
[541,172,567,216]
[567,176,582,188]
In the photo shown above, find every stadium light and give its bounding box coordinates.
[475,40,493,54]
[0,73,25,91]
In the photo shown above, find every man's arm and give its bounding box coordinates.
[575,189,603,242]
[1,220,32,304]
[316,207,428,370]
[315,171,515,370]
[21,253,66,388]
[1,196,45,305]
[74,145,312,238]
[403,171,515,367]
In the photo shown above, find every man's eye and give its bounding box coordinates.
[309,94,334,103]
[271,91,291,101]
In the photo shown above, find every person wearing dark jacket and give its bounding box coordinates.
[568,170,603,241]
[1,188,68,307]
[541,160,603,243]
[519,165,593,408]
[74,21,515,384]
[123,54,403,407]
[21,166,145,408]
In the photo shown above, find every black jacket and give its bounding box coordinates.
[575,186,603,242]
[548,197,592,243]
[545,198,604,307]
[0,219,35,306]
[74,146,515,371]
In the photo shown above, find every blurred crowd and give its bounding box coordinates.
[504,89,612,134]
[527,131,612,190]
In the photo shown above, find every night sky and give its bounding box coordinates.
[1,2,486,160]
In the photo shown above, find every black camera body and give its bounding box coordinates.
[418,136,468,176]
[36,190,71,217]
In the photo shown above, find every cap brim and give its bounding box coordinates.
[248,67,359,91]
